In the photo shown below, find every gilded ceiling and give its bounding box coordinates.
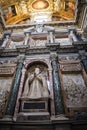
[0,0,77,26]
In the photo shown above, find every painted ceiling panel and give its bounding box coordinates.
[0,0,77,26]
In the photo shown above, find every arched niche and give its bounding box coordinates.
[14,59,55,121]
[22,60,50,99]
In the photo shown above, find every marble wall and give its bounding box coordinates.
[62,74,87,107]
[0,77,13,118]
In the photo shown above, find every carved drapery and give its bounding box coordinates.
[5,62,23,116]
[13,58,56,120]
[50,53,64,115]
[22,67,49,99]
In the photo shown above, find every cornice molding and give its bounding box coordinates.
[0,43,87,57]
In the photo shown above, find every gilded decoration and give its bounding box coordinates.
[32,0,49,10]
[0,0,77,25]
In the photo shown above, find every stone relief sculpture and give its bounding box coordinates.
[22,68,49,99]
[9,41,24,49]
[54,0,64,12]
[29,38,47,47]
[62,74,87,107]
[0,78,12,118]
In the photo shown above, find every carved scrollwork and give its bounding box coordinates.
[60,63,82,72]
[0,58,17,65]
[58,55,79,63]
[50,53,58,62]
[0,67,16,75]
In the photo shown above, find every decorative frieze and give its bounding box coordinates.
[0,59,17,65]
[0,66,16,75]
[58,55,79,63]
[60,63,82,73]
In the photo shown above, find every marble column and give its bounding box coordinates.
[13,67,26,121]
[50,53,64,115]
[48,69,55,116]
[5,61,23,116]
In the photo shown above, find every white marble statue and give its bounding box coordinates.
[22,68,49,99]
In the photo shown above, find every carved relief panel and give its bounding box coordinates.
[0,64,16,118]
[62,74,87,107]
[60,62,87,117]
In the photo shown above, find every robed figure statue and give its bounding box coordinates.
[22,68,49,99]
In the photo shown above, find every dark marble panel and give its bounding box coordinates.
[81,58,87,73]
[51,59,64,115]
[5,62,23,116]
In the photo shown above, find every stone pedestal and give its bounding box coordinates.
[17,98,50,121]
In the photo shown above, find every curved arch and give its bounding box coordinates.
[25,58,51,70]
[23,58,55,115]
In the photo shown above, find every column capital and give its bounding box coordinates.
[50,53,58,61]
[24,32,31,36]
[17,54,25,63]
[3,32,11,38]
[68,26,77,33]
[79,50,86,60]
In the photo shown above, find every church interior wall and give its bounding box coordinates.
[0,0,87,129]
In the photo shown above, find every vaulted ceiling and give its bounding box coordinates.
[0,0,87,30]
[0,0,76,25]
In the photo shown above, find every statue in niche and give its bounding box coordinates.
[22,68,49,99]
